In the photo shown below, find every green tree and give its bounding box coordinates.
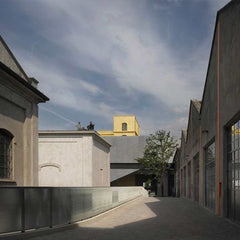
[136,130,178,194]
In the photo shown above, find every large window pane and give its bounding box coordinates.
[194,154,199,202]
[205,141,215,211]
[228,120,240,222]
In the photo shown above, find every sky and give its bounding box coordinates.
[0,0,230,137]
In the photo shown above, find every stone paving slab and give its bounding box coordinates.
[22,197,240,240]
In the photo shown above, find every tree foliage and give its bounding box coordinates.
[136,130,178,180]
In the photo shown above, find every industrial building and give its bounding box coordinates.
[174,0,240,223]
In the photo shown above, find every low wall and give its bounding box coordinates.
[0,186,148,235]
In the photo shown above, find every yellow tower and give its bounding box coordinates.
[98,115,140,136]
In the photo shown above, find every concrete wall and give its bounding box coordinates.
[0,69,40,186]
[103,136,147,182]
[104,136,147,164]
[92,138,110,186]
[39,135,92,186]
[39,133,110,187]
[0,36,48,186]
[218,1,240,217]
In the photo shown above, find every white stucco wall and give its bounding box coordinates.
[38,133,110,187]
[39,135,93,186]
[92,139,110,186]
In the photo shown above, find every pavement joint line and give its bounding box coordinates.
[0,196,145,240]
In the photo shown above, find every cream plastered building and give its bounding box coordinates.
[38,131,111,187]
[98,115,140,136]
[0,35,49,186]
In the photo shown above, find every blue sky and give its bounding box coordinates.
[0,0,229,137]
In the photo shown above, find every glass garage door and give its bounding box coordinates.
[187,162,191,199]
[181,169,185,197]
[194,154,199,202]
[205,141,216,211]
[184,167,186,197]
[228,121,240,222]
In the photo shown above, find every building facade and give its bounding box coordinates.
[39,131,111,187]
[0,35,48,186]
[175,0,240,223]
[104,135,175,196]
[98,115,140,136]
[103,136,147,186]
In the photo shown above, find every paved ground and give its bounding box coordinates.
[24,197,240,240]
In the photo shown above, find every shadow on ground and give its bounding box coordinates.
[7,197,240,240]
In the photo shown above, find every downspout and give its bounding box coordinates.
[190,107,193,199]
[217,21,221,216]
[199,125,202,204]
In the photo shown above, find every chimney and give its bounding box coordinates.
[29,77,39,88]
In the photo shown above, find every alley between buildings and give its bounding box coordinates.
[16,197,240,240]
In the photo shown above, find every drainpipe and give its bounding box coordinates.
[217,21,221,216]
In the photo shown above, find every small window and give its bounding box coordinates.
[122,123,127,131]
[0,129,13,179]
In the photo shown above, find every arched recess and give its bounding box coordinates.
[39,163,62,172]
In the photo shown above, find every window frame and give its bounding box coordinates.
[122,122,127,131]
[204,138,216,211]
[0,129,14,181]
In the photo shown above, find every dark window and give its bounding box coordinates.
[205,141,216,211]
[0,129,13,179]
[122,123,127,131]
[227,121,240,222]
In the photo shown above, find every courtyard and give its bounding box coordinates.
[13,197,240,240]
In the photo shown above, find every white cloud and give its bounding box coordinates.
[19,0,203,108]
[40,106,76,125]
[12,0,227,135]
[20,55,115,122]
